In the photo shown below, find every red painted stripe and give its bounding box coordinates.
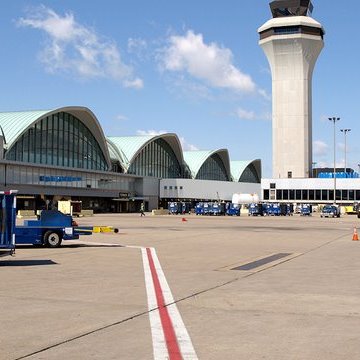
[146,248,182,360]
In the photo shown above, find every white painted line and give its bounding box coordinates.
[141,248,169,360]
[150,248,198,360]
[79,240,198,359]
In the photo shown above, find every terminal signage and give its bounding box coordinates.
[39,176,82,182]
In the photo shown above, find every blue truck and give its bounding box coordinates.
[15,209,93,247]
[0,191,112,253]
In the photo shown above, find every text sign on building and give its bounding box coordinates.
[119,192,129,199]
[39,176,82,182]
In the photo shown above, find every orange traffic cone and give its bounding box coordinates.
[182,217,187,222]
[353,227,359,241]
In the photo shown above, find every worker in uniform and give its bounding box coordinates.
[140,202,145,216]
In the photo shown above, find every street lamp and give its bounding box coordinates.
[329,117,340,204]
[340,128,351,175]
[312,161,317,178]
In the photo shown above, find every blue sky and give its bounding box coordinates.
[1,1,359,177]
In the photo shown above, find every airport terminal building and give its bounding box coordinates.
[0,107,261,213]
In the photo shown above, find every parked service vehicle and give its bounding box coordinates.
[248,203,264,216]
[280,203,294,216]
[203,202,211,215]
[266,203,281,216]
[15,209,95,247]
[168,202,179,215]
[0,190,17,258]
[320,205,340,218]
[226,203,241,216]
[180,202,191,214]
[195,203,204,215]
[353,202,360,218]
[212,202,225,216]
[300,204,312,216]
[1,191,119,255]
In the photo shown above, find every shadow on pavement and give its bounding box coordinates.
[0,259,57,266]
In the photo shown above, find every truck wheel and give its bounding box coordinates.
[44,231,62,248]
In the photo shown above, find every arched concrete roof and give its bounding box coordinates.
[106,134,184,172]
[0,107,111,169]
[230,159,262,182]
[183,149,231,180]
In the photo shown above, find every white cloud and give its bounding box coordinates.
[116,114,128,121]
[236,107,256,121]
[18,6,143,88]
[313,140,328,157]
[179,137,199,151]
[160,30,256,93]
[258,88,271,101]
[338,142,346,152]
[124,78,144,89]
[127,37,148,60]
[236,107,271,121]
[136,129,167,136]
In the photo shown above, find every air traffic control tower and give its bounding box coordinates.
[258,1,324,178]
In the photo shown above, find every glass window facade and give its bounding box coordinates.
[196,154,229,181]
[6,112,108,171]
[263,188,360,202]
[128,138,182,178]
[239,164,260,183]
[274,26,301,35]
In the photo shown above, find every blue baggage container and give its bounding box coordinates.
[203,202,211,215]
[248,203,263,216]
[168,202,178,214]
[300,204,312,216]
[212,203,222,216]
[195,203,204,215]
[226,203,240,216]
[267,203,281,216]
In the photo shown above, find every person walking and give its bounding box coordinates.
[140,202,145,216]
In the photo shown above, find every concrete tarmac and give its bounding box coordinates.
[1,213,360,359]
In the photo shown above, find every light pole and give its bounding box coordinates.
[340,128,351,175]
[312,161,317,178]
[329,117,340,204]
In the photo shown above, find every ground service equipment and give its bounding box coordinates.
[0,191,17,258]
[226,203,241,216]
[267,204,281,216]
[195,203,204,215]
[301,204,312,216]
[212,203,225,216]
[248,203,264,216]
[15,209,94,247]
[320,205,340,218]
[168,202,178,214]
[1,191,119,254]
